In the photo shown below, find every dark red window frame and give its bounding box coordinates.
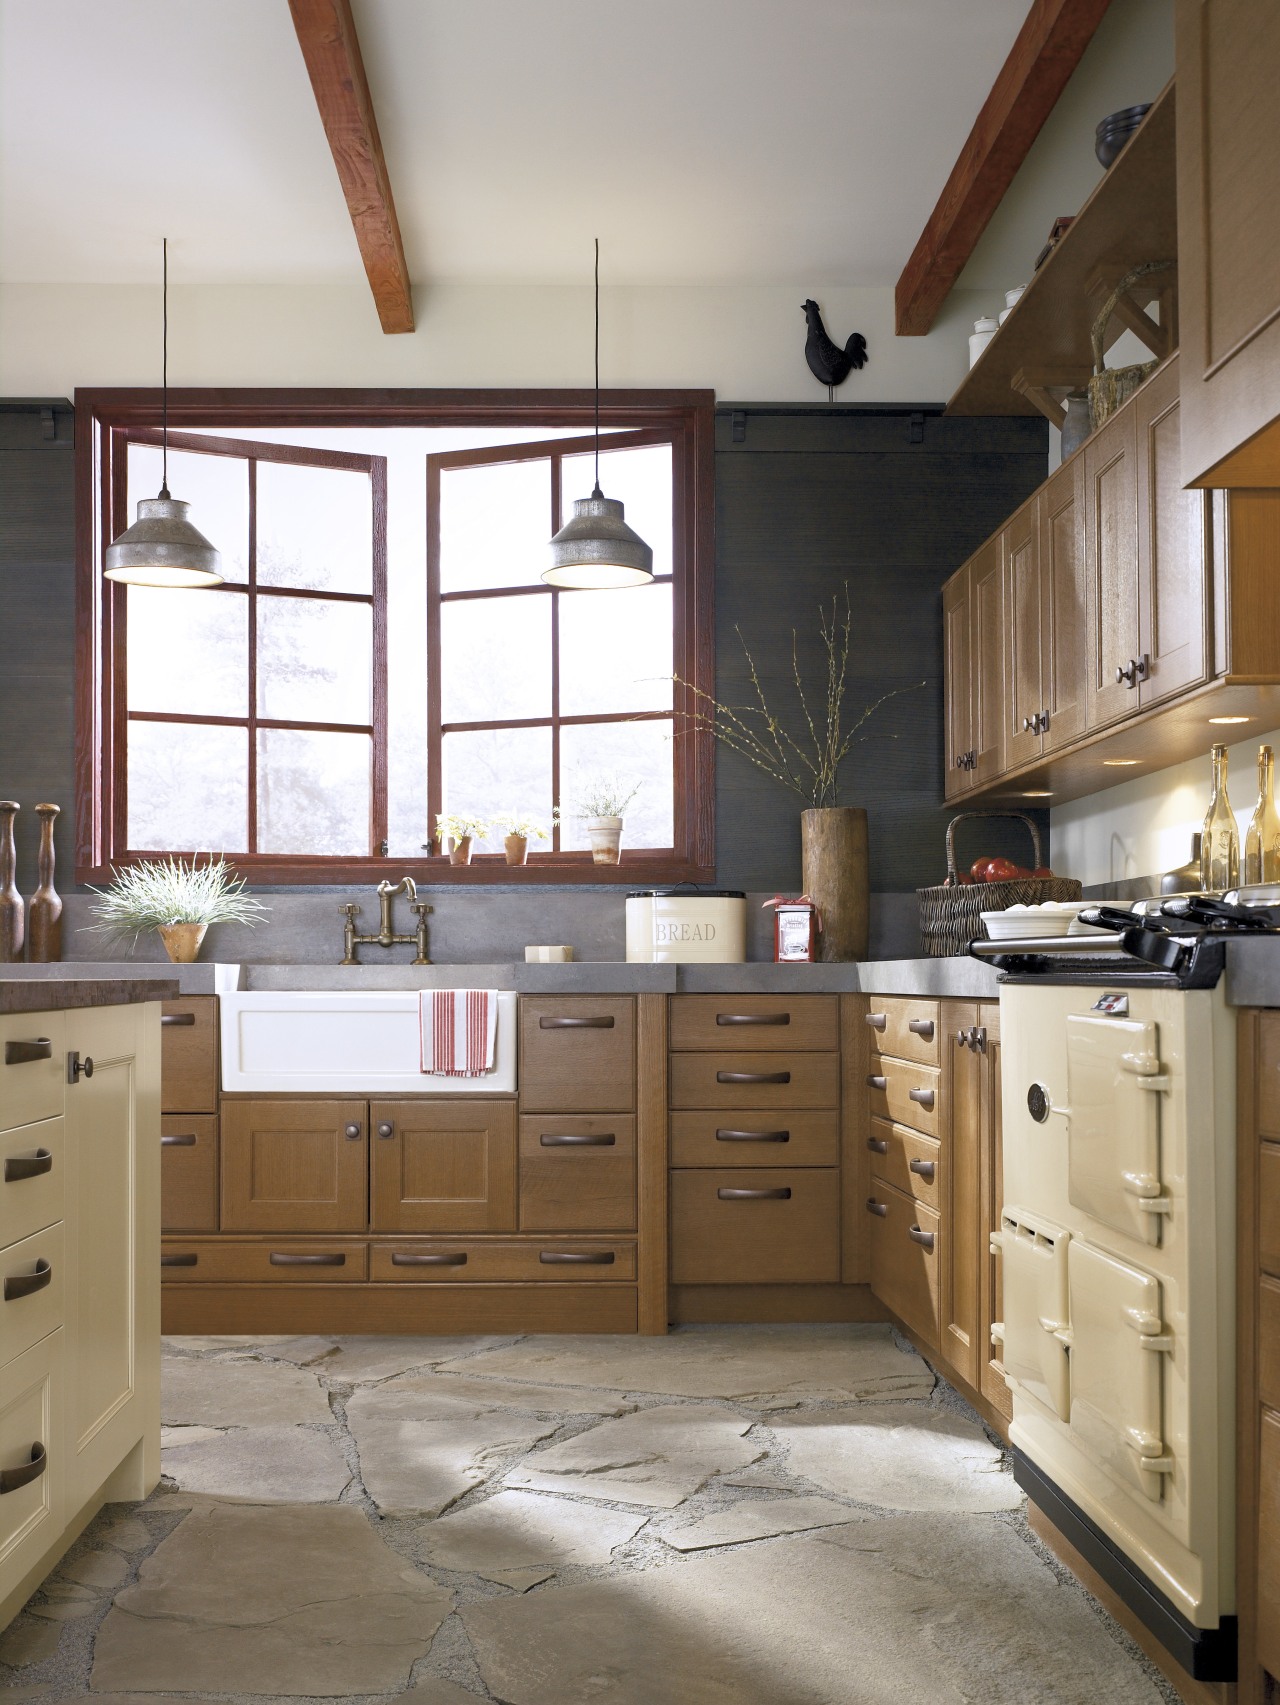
[75,387,716,886]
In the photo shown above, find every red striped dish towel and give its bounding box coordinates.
[419,990,498,1077]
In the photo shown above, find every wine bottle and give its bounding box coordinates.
[1245,746,1280,886]
[1201,744,1240,892]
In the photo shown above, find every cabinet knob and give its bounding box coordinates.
[1022,716,1034,733]
[344,1123,362,1141]
[376,1122,395,1140]
[66,1052,93,1083]
[1116,659,1139,687]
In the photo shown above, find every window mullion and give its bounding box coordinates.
[247,458,258,856]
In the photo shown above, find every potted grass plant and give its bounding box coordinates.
[435,812,490,865]
[561,775,642,865]
[85,855,266,963]
[493,813,549,867]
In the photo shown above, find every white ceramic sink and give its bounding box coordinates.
[218,990,518,1094]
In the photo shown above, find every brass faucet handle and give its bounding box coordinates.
[340,902,362,919]
[410,900,434,916]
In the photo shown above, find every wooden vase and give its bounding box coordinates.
[157,923,208,964]
[800,806,869,963]
[0,801,23,963]
[28,803,62,963]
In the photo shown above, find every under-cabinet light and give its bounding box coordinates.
[1208,716,1251,725]
[1102,759,1139,767]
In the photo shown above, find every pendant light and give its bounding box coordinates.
[105,240,223,589]
[545,239,653,590]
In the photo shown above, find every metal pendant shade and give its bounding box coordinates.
[104,239,223,589]
[544,240,653,590]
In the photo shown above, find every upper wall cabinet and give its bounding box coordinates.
[1177,0,1280,486]
[943,539,1003,801]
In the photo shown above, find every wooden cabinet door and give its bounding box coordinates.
[866,1183,940,1350]
[1039,457,1088,754]
[942,568,973,799]
[370,1100,516,1234]
[970,537,1005,788]
[1084,405,1142,730]
[1003,505,1043,772]
[160,997,218,1113]
[940,1002,980,1389]
[1134,362,1210,708]
[977,1003,1012,1424]
[221,1099,368,1233]
[1176,0,1280,487]
[1258,1407,1280,1684]
[160,1114,218,1233]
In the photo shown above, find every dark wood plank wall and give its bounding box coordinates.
[0,403,77,891]
[713,407,1048,894]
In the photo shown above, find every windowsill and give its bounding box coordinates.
[74,855,716,888]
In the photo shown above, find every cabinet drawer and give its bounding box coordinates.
[0,1330,62,1583]
[1261,1276,1280,1412]
[161,1115,218,1233]
[863,1000,940,1066]
[670,995,838,1052]
[221,1099,368,1234]
[520,998,635,1113]
[1259,1408,1280,1683]
[669,1052,840,1111]
[160,1239,369,1282]
[370,1238,636,1283]
[867,1118,942,1213]
[161,997,218,1113]
[669,1108,838,1168]
[669,1168,839,1284]
[1,1115,63,1250]
[1262,1140,1280,1278]
[867,1058,942,1139]
[0,1222,62,1370]
[0,1012,65,1133]
[866,1182,940,1349]
[518,1116,636,1232]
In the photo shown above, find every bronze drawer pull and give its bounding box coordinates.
[161,1132,197,1147]
[866,1074,887,1091]
[538,1016,615,1029]
[538,1250,616,1264]
[392,1251,467,1266]
[4,1258,52,1302]
[867,1136,888,1154]
[161,1013,197,1027]
[715,1013,790,1026]
[716,1070,790,1084]
[4,1038,51,1065]
[0,1442,46,1495]
[269,1252,346,1267]
[908,1088,935,1110]
[717,1186,792,1200]
[540,1132,616,1147]
[866,1012,887,1031]
[716,1128,790,1143]
[4,1149,53,1183]
[908,1018,935,1040]
[908,1225,936,1251]
[161,1252,198,1268]
[866,1198,889,1217]
[909,1158,936,1182]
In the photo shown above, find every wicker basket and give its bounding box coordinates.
[918,812,1083,958]
[1087,259,1175,430]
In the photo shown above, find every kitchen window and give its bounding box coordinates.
[75,389,715,885]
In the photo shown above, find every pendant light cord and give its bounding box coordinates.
[160,236,170,499]
[592,236,601,499]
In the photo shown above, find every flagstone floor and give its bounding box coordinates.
[0,1325,1177,1704]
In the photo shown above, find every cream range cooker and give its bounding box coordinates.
[973,898,1257,1684]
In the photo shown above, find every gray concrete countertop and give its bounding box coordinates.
[0,976,178,1012]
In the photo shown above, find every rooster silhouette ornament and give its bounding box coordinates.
[802,299,868,398]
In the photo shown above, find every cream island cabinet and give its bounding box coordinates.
[0,985,167,1632]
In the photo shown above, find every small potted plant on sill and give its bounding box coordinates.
[435,812,490,865]
[492,813,549,867]
[561,775,642,866]
[85,855,266,963]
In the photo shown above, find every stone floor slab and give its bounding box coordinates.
[161,1422,352,1503]
[58,1548,129,1591]
[91,1502,451,1697]
[774,1403,1021,1512]
[383,1371,632,1416]
[159,1423,225,1449]
[442,1324,934,1403]
[505,1404,762,1508]
[0,1617,60,1667]
[662,1494,857,1551]
[295,1335,495,1383]
[161,1352,332,1426]
[406,1680,491,1703]
[423,1490,645,1573]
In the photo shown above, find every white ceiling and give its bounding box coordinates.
[0,0,1032,288]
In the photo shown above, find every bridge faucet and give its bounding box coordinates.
[340,876,432,965]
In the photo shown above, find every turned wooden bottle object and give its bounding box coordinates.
[0,801,23,962]
[28,803,62,963]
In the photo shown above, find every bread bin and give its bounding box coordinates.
[625,888,747,963]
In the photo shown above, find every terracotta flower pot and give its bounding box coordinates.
[504,834,529,866]
[157,922,208,964]
[586,815,623,865]
[448,836,473,866]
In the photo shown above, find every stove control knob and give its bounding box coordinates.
[1026,1083,1051,1124]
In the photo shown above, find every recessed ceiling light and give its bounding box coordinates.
[1102,759,1139,767]
[1209,715,1251,724]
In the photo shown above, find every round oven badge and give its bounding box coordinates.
[1027,1083,1051,1123]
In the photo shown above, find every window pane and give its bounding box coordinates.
[560,442,673,577]
[558,583,673,717]
[439,457,550,592]
[440,595,551,723]
[258,729,371,856]
[559,719,674,850]
[127,585,248,717]
[257,596,372,725]
[441,726,552,854]
[128,443,249,582]
[128,721,247,853]
[257,461,372,593]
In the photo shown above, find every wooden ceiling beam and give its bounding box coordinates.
[895,0,1115,337]
[287,0,414,334]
